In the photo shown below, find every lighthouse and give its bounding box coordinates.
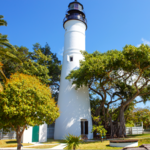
[54,0,93,139]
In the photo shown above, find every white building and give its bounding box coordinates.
[54,0,93,140]
[22,124,47,143]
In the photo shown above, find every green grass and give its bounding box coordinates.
[65,141,121,150]
[0,139,33,148]
[127,133,150,139]
[27,144,59,149]
[64,134,150,149]
[43,138,66,144]
[138,138,150,146]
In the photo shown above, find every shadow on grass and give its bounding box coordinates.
[46,138,66,143]
[6,140,17,144]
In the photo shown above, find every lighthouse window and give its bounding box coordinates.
[70,56,73,62]
[74,3,78,9]
[70,4,74,10]
[78,5,82,11]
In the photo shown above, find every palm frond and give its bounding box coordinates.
[0,15,7,26]
[0,69,7,82]
[0,50,22,64]
[0,15,4,19]
[0,82,4,92]
[0,38,9,43]
[0,42,17,52]
[0,20,7,26]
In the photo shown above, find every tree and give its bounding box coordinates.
[91,116,107,142]
[0,73,60,150]
[66,44,150,137]
[0,34,17,52]
[0,15,22,83]
[0,44,61,100]
[125,107,150,129]
[31,43,61,100]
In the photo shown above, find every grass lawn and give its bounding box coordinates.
[43,138,66,144]
[27,144,59,149]
[64,134,150,150]
[0,139,33,148]
[127,133,150,139]
[70,141,122,150]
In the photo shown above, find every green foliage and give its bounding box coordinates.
[92,116,107,142]
[0,16,22,84]
[0,73,60,128]
[0,34,17,52]
[125,107,150,129]
[65,134,81,150]
[0,43,61,104]
[0,73,60,149]
[66,45,150,137]
[125,122,134,127]
[0,43,61,89]
[0,15,7,26]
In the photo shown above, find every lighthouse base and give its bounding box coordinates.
[54,86,93,140]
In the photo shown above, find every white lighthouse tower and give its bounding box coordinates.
[54,0,93,140]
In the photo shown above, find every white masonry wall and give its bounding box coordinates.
[22,126,32,143]
[22,124,47,143]
[39,124,47,142]
[54,20,93,140]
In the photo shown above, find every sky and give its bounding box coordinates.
[1,0,150,108]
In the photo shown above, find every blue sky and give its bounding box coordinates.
[1,0,150,108]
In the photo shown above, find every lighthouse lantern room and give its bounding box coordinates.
[54,0,93,140]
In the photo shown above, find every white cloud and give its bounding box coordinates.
[141,38,150,45]
[137,44,141,47]
[58,47,64,56]
[137,38,150,47]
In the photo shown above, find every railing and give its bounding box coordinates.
[66,8,85,14]
[126,127,144,135]
[63,14,87,25]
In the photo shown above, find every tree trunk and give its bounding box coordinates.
[73,145,75,150]
[17,133,22,150]
[118,107,126,137]
[16,126,26,150]
[109,106,126,138]
[108,113,114,138]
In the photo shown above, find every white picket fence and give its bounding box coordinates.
[126,127,144,135]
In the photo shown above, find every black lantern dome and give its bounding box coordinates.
[63,0,87,29]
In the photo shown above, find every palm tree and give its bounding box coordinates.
[65,134,81,150]
[0,15,7,26]
[0,15,22,86]
[0,34,17,52]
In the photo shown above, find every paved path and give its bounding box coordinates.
[0,143,67,150]
[49,143,67,149]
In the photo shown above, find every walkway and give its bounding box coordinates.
[0,143,67,150]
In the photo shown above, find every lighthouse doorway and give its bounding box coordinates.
[81,119,88,137]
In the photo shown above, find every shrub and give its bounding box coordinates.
[65,134,81,150]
